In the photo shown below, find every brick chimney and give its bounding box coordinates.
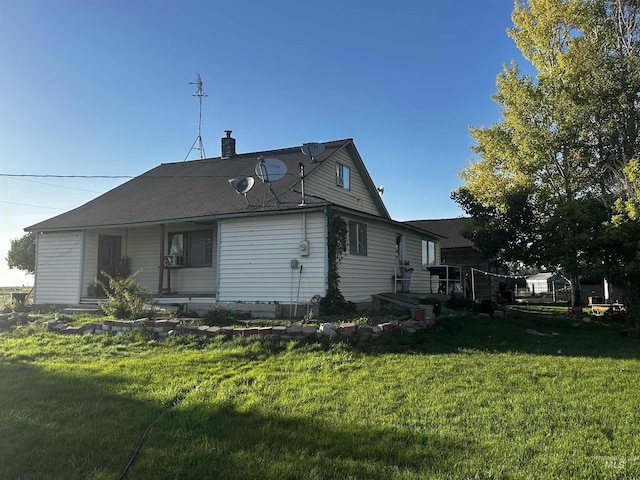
[221,130,236,159]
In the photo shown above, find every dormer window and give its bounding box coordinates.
[336,163,350,190]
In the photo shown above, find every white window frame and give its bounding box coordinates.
[349,221,367,256]
[168,230,213,268]
[421,239,436,268]
[336,163,350,190]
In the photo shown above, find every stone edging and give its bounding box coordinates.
[43,317,439,340]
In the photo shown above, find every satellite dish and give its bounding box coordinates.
[301,142,325,159]
[255,157,287,183]
[228,176,255,206]
[235,176,254,194]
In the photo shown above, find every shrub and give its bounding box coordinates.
[98,271,150,320]
[418,297,441,305]
[444,294,474,311]
[11,298,29,313]
[129,326,154,343]
[202,305,252,326]
[319,296,356,316]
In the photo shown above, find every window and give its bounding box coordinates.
[421,240,436,267]
[349,221,367,255]
[396,234,405,263]
[336,163,350,189]
[168,230,213,267]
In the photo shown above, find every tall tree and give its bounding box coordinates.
[451,187,542,269]
[597,160,640,322]
[6,232,36,275]
[455,0,640,306]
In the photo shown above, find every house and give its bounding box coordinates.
[404,217,506,301]
[25,134,443,316]
[525,272,568,295]
[406,218,626,306]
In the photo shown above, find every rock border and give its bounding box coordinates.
[42,316,439,340]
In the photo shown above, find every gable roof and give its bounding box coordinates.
[27,138,390,232]
[404,217,473,249]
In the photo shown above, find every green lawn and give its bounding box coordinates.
[0,307,638,479]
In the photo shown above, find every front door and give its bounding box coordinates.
[97,235,122,296]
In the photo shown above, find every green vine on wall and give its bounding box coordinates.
[320,209,355,315]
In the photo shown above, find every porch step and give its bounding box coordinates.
[80,297,101,305]
[373,292,449,310]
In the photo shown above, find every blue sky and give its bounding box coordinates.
[0,0,525,286]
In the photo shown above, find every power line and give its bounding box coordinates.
[0,173,299,179]
[3,176,101,193]
[0,200,66,211]
[0,174,134,179]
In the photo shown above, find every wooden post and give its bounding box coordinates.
[471,268,476,302]
[158,224,165,295]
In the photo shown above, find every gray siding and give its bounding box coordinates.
[402,234,441,294]
[339,216,441,302]
[33,231,83,304]
[339,217,397,302]
[82,231,99,295]
[126,227,162,293]
[304,149,382,216]
[218,212,327,303]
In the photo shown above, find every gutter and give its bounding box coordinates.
[24,204,333,233]
[26,203,443,240]
[328,205,445,240]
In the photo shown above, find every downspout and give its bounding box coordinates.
[294,264,303,316]
[302,211,307,246]
[293,212,307,317]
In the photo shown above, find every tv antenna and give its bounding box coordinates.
[184,73,207,161]
[300,142,325,205]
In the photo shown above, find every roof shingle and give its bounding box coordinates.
[405,218,473,249]
[27,139,352,231]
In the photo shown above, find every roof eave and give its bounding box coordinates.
[25,204,334,232]
[328,205,443,240]
[342,141,391,220]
